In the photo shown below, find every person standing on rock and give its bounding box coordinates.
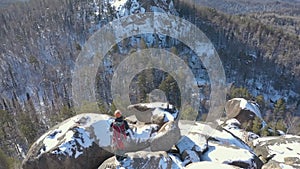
[110,110,130,161]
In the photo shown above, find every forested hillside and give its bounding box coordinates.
[0,0,299,168]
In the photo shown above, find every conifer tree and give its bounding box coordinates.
[252,116,262,135]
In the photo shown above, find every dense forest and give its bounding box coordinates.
[0,0,299,168]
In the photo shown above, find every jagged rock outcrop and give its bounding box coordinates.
[252,135,300,169]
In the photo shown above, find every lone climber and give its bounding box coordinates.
[110,110,130,161]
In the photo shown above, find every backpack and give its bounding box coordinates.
[111,120,127,150]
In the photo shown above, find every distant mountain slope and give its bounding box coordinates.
[190,0,300,15]
[0,0,29,8]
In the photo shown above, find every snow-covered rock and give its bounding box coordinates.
[127,102,178,123]
[201,142,262,169]
[22,113,115,169]
[225,98,266,126]
[252,135,300,168]
[176,136,205,155]
[222,118,260,143]
[180,121,263,168]
[150,121,181,152]
[186,161,240,169]
[22,103,180,169]
[98,151,182,169]
[181,149,201,166]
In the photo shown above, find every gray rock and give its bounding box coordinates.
[179,120,263,168]
[181,150,201,166]
[262,160,282,169]
[150,121,180,152]
[98,151,180,169]
[127,102,178,123]
[176,136,203,155]
[22,104,181,169]
[225,98,263,125]
[252,135,300,169]
[22,114,114,169]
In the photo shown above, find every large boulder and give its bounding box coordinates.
[22,113,115,169]
[22,103,180,169]
[150,121,181,151]
[225,98,265,126]
[175,136,206,166]
[98,151,181,169]
[252,135,300,169]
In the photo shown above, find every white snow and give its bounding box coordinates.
[16,144,26,158]
[280,163,296,169]
[139,102,175,110]
[159,156,168,169]
[91,118,113,147]
[224,118,241,129]
[223,118,260,142]
[110,0,128,10]
[130,124,159,143]
[277,130,286,136]
[253,135,300,166]
[138,102,179,121]
[150,6,165,13]
[201,142,255,166]
[186,161,239,169]
[268,142,300,163]
[234,98,262,118]
[252,136,277,146]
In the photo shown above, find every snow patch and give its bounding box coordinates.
[201,142,255,166]
[280,163,296,169]
[131,124,159,142]
[268,142,300,163]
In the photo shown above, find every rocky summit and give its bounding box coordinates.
[22,102,300,169]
